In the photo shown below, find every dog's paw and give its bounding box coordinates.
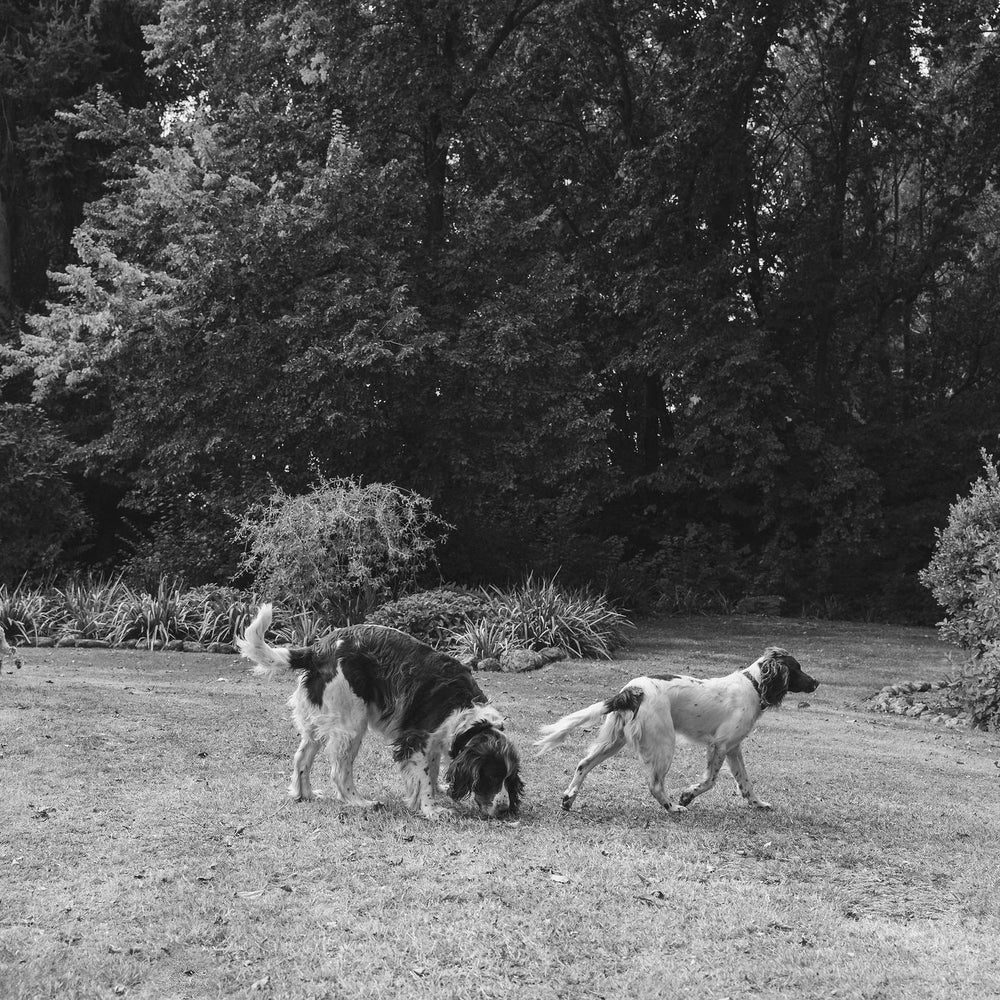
[678,791,695,807]
[419,803,455,821]
[561,793,577,811]
[345,797,382,809]
[664,802,688,814]
[750,799,773,810]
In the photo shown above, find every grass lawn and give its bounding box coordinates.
[2,615,999,1000]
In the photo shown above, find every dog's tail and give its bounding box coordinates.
[236,603,293,678]
[535,686,645,754]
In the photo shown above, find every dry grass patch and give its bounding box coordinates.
[2,616,999,999]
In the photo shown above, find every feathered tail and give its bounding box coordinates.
[236,603,291,677]
[534,686,645,754]
[535,699,613,753]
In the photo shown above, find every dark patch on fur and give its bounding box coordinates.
[392,730,430,763]
[605,686,645,717]
[337,643,392,714]
[650,672,683,682]
[287,647,338,707]
[450,719,498,758]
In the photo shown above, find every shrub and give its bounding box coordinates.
[364,587,489,647]
[0,581,63,643]
[53,576,132,641]
[920,450,1000,650]
[957,645,1000,731]
[109,579,206,648]
[234,476,452,622]
[0,404,89,582]
[451,574,632,660]
[270,607,335,646]
[448,617,511,662]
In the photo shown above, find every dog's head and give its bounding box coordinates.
[446,719,523,818]
[755,647,819,707]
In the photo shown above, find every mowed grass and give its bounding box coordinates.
[2,616,999,1000]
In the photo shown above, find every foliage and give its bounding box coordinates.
[108,578,206,648]
[9,2,1000,619]
[0,580,63,643]
[0,404,88,582]
[53,575,131,640]
[957,644,1000,731]
[448,617,512,663]
[920,451,1000,649]
[460,575,633,660]
[363,587,490,648]
[269,607,335,647]
[234,477,451,622]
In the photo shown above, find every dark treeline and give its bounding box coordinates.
[3,0,1000,620]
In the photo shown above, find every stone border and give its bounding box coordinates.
[11,637,237,653]
[866,678,970,728]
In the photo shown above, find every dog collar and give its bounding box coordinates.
[742,669,769,709]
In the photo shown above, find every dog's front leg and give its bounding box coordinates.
[726,746,772,809]
[400,752,451,819]
[679,744,726,807]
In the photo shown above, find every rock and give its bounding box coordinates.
[164,640,185,651]
[500,649,546,673]
[208,642,235,654]
[477,657,502,672]
[181,641,205,653]
[537,647,566,664]
[906,703,928,716]
[33,637,56,648]
[735,595,785,616]
[56,636,77,648]
[76,639,111,649]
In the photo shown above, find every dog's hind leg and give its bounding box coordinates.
[289,731,325,801]
[329,725,380,808]
[678,744,727,807]
[726,746,771,809]
[561,715,626,810]
[635,717,686,814]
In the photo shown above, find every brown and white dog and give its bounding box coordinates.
[238,605,523,820]
[535,647,818,813]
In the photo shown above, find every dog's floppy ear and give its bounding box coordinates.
[503,768,524,816]
[445,752,475,801]
[758,648,790,707]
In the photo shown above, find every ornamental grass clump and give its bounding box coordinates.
[109,579,206,648]
[0,581,63,644]
[53,575,132,642]
[449,574,632,660]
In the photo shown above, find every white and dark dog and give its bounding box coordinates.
[536,647,818,813]
[238,605,523,819]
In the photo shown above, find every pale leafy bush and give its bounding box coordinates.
[920,450,1000,650]
[234,477,451,622]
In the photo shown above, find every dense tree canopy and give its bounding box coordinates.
[4,0,1000,619]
